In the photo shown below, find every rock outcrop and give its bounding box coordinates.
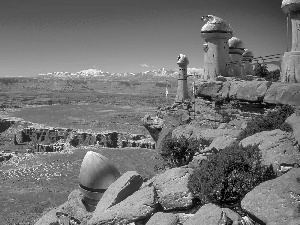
[196,80,300,106]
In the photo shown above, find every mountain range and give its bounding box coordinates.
[38,68,203,79]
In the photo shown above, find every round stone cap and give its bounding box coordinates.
[201,15,233,34]
[228,37,245,49]
[282,0,300,13]
[242,49,254,58]
[177,54,189,66]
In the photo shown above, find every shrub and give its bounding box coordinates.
[254,63,269,78]
[237,104,294,141]
[158,133,208,168]
[188,143,276,208]
[265,69,281,82]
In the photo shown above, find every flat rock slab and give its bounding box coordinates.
[183,203,241,225]
[151,167,194,210]
[241,168,300,225]
[94,171,143,214]
[229,81,271,101]
[146,212,178,225]
[240,129,300,171]
[88,186,158,225]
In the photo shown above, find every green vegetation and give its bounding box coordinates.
[188,143,276,208]
[158,133,209,168]
[237,104,294,142]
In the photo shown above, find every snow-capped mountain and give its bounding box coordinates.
[38,68,203,79]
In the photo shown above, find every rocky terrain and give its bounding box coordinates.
[2,70,300,225]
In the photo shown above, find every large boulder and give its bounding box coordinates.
[228,81,271,102]
[240,129,300,170]
[87,186,158,225]
[240,129,300,173]
[264,82,300,106]
[150,167,195,210]
[241,168,300,225]
[145,212,178,225]
[183,203,241,225]
[35,189,92,225]
[94,171,143,214]
[286,112,300,144]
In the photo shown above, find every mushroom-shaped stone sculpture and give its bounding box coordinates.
[79,151,120,211]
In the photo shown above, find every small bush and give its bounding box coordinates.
[237,104,294,141]
[158,133,208,168]
[254,63,269,78]
[188,143,276,208]
[265,69,281,82]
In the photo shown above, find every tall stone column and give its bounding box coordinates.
[227,37,245,77]
[175,54,189,103]
[201,15,233,80]
[281,0,300,82]
[242,49,255,76]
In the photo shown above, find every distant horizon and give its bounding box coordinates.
[0,0,285,77]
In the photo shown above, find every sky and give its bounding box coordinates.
[0,0,287,77]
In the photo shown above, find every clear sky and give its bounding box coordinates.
[0,0,286,77]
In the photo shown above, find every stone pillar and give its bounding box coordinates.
[281,0,300,82]
[227,37,245,77]
[201,15,233,80]
[242,49,254,76]
[175,54,189,103]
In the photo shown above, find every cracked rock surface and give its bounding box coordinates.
[240,129,300,172]
[87,186,158,225]
[241,168,300,225]
[151,167,195,210]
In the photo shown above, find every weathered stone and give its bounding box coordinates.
[228,81,271,102]
[173,124,241,144]
[241,168,300,225]
[196,81,223,99]
[94,171,143,214]
[264,82,300,106]
[156,114,182,151]
[87,186,158,225]
[35,189,92,225]
[183,203,241,225]
[240,129,300,172]
[146,212,178,225]
[286,112,300,144]
[202,134,237,153]
[152,167,194,210]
